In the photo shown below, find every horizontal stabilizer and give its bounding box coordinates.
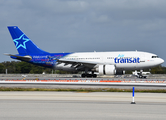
[4,53,32,61]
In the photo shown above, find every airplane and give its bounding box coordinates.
[5,26,164,78]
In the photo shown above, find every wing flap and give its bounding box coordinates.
[57,58,99,65]
[57,58,103,70]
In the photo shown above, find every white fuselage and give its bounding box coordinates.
[56,51,164,72]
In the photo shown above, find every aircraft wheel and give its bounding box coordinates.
[143,76,147,79]
[92,74,97,78]
[81,74,86,78]
[81,74,97,78]
[87,74,92,78]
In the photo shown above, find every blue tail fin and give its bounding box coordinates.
[8,26,48,55]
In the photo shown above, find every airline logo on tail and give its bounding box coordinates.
[13,34,30,49]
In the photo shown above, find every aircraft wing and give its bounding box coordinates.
[57,58,103,70]
[4,53,32,61]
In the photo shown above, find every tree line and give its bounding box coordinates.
[0,61,71,74]
[0,61,166,74]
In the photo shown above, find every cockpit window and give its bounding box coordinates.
[152,56,159,58]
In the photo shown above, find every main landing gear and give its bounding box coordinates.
[81,70,97,78]
[81,73,97,78]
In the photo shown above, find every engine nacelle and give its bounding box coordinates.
[97,65,116,75]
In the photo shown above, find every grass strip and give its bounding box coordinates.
[0,87,166,93]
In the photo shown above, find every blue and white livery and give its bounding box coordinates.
[5,26,164,78]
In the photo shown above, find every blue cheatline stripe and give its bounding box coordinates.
[133,87,135,97]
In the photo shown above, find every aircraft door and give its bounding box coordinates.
[139,54,145,62]
[138,53,145,68]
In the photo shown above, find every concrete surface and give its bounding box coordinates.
[0,92,165,120]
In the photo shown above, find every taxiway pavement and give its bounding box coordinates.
[0,92,165,120]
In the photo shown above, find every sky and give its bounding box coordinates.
[0,0,166,66]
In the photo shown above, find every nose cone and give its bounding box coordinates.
[160,58,164,64]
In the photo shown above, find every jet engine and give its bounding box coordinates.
[96,65,125,75]
[96,65,116,75]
